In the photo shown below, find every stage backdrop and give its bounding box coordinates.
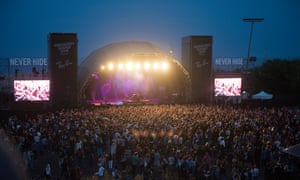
[182,36,213,103]
[48,33,78,107]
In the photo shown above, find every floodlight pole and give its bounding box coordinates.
[243,18,264,90]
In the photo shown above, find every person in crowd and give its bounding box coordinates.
[71,166,83,180]
[96,163,105,180]
[44,163,51,179]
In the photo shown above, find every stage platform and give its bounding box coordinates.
[86,98,160,106]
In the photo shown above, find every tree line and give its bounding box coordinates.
[248,58,300,104]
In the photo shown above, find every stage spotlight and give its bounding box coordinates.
[126,62,133,71]
[118,63,124,70]
[153,62,159,70]
[101,65,105,70]
[144,62,151,71]
[108,63,114,70]
[135,63,141,70]
[161,62,169,71]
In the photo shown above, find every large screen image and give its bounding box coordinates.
[14,80,50,101]
[214,77,242,96]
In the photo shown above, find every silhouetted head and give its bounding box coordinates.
[0,136,28,180]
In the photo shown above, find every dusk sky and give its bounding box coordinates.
[1,0,299,66]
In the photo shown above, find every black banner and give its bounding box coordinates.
[182,36,213,102]
[48,33,78,106]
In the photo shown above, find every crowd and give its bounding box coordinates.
[1,104,300,180]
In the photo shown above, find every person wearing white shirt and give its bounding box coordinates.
[75,140,82,150]
[96,164,105,180]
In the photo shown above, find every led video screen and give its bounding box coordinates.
[214,77,242,96]
[14,80,50,101]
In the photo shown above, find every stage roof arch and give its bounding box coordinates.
[78,41,191,103]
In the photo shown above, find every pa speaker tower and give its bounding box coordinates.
[182,36,213,103]
[48,33,78,107]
